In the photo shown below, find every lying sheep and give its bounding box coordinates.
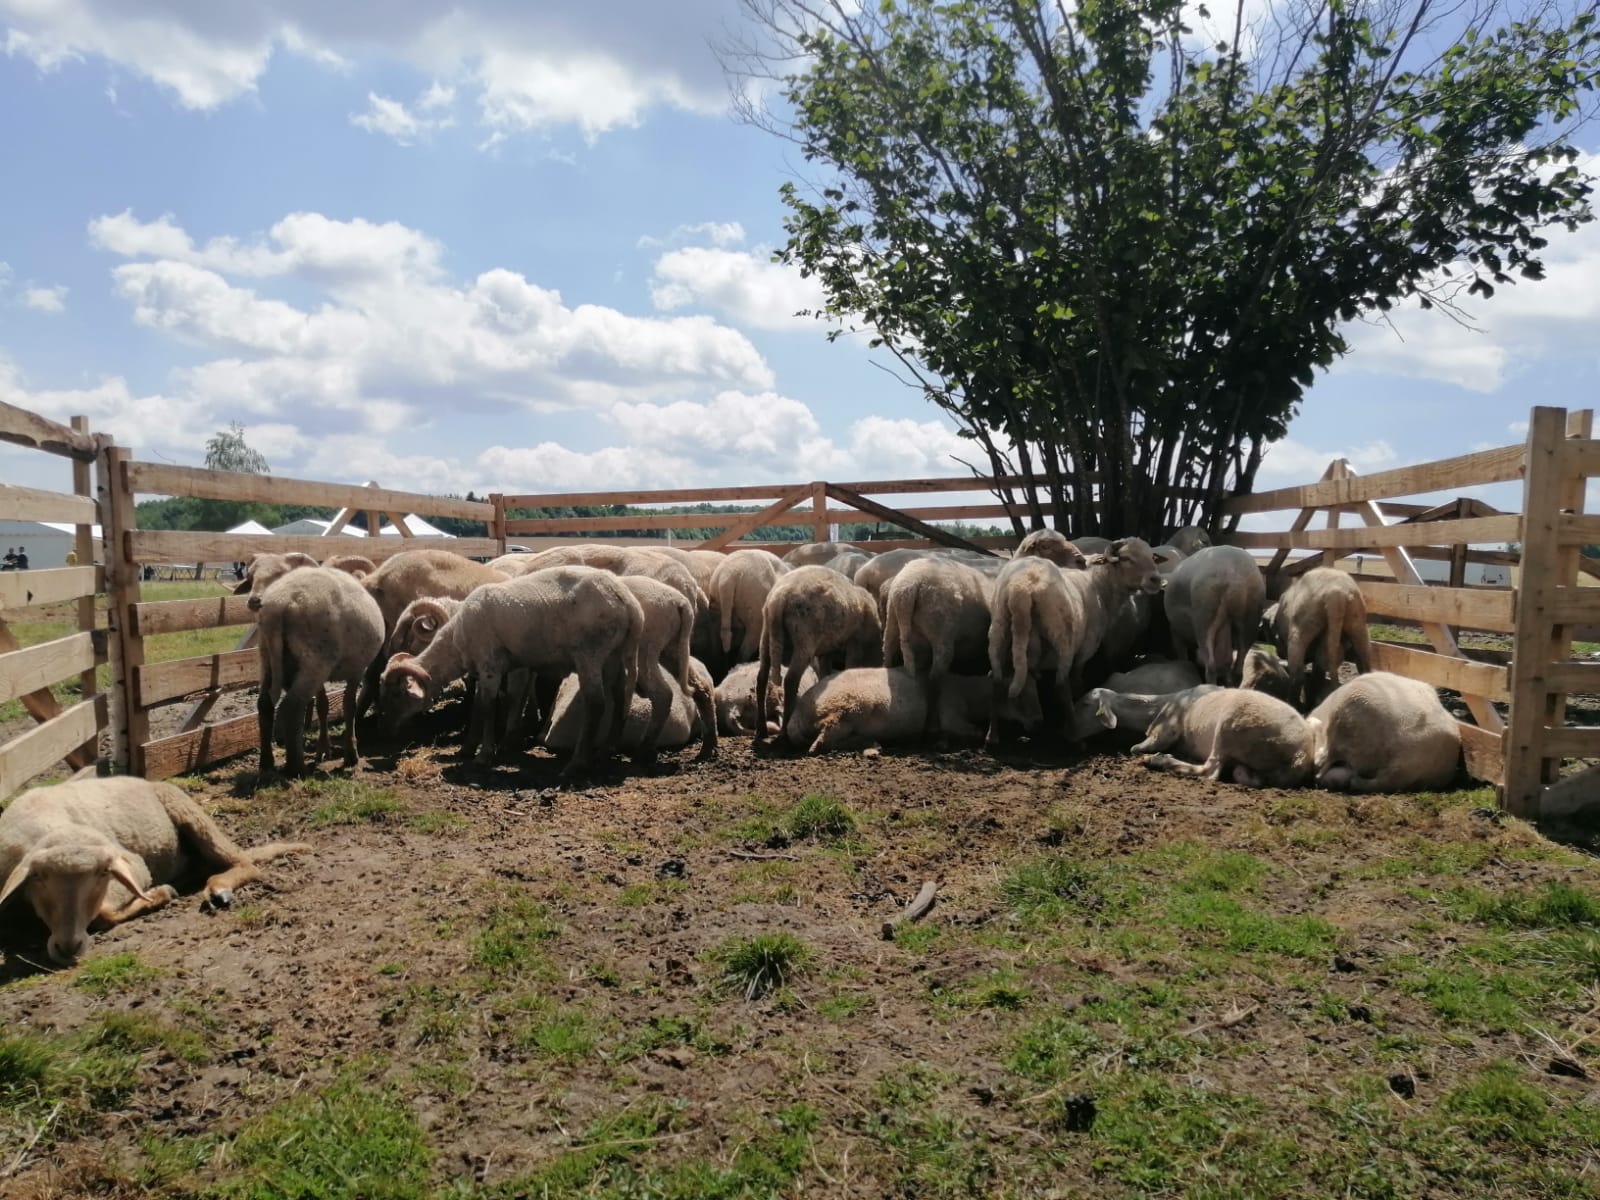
[544,658,717,759]
[1015,529,1088,569]
[1069,684,1201,743]
[715,660,819,735]
[1310,672,1460,792]
[256,566,386,776]
[709,549,790,664]
[1269,567,1373,708]
[881,557,992,739]
[1133,686,1317,787]
[380,566,642,774]
[618,575,715,763]
[1164,545,1266,686]
[787,667,1041,753]
[1104,659,1202,695]
[756,566,882,736]
[0,777,309,964]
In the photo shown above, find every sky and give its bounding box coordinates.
[0,0,1594,525]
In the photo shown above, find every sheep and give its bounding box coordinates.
[1132,686,1317,788]
[1015,529,1088,569]
[379,566,642,774]
[654,546,725,598]
[852,549,931,609]
[0,777,309,964]
[1164,545,1266,686]
[1068,684,1200,743]
[544,658,717,759]
[1104,659,1203,695]
[1068,535,1111,556]
[785,541,861,568]
[881,557,992,739]
[256,566,386,776]
[1309,672,1460,792]
[756,565,882,737]
[714,660,820,735]
[985,538,1164,746]
[617,574,716,763]
[390,596,464,657]
[486,552,541,577]
[232,550,320,598]
[1268,567,1373,708]
[1167,526,1213,557]
[786,667,1041,753]
[824,550,870,580]
[1240,646,1296,704]
[324,554,378,579]
[709,549,790,664]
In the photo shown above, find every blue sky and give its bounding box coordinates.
[0,0,1594,525]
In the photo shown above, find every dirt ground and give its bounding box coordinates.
[3,697,1600,1198]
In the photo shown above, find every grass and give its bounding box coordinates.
[471,890,560,978]
[999,855,1135,924]
[73,952,164,997]
[709,932,811,1001]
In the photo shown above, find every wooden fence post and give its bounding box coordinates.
[70,416,101,768]
[490,493,508,556]
[811,481,828,544]
[1503,407,1571,817]
[99,443,148,775]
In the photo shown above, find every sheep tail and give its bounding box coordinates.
[881,587,903,668]
[671,605,693,692]
[1007,588,1033,701]
[719,580,736,655]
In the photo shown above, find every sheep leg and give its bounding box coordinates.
[159,792,311,907]
[94,885,180,929]
[471,664,505,764]
[1131,725,1181,755]
[501,668,533,751]
[338,676,361,767]
[566,661,609,777]
[257,684,277,777]
[984,676,1009,750]
[353,653,383,723]
[781,638,821,745]
[1142,751,1218,777]
[1286,626,1312,712]
[924,642,955,743]
[279,681,318,778]
[635,662,675,765]
[754,629,777,743]
[690,675,718,761]
[313,687,331,762]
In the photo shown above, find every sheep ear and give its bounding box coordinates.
[1107,539,1127,561]
[0,855,36,910]
[106,856,151,902]
[231,577,253,595]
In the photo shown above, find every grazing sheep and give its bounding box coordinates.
[756,566,882,737]
[786,667,1041,753]
[1240,646,1296,704]
[380,566,642,774]
[0,777,309,964]
[545,658,717,759]
[1134,686,1317,788]
[1164,545,1267,686]
[709,549,790,664]
[785,541,861,568]
[714,660,819,735]
[881,557,992,739]
[852,549,931,609]
[1167,526,1213,557]
[824,550,870,581]
[1269,567,1373,708]
[1309,672,1460,792]
[1104,659,1203,695]
[1015,529,1088,569]
[985,539,1164,746]
[618,575,715,763]
[256,566,386,776]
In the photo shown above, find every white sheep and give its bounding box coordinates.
[380,566,643,774]
[824,550,871,581]
[1014,529,1088,569]
[1104,659,1203,694]
[544,657,717,759]
[0,777,309,964]
[714,660,818,735]
[255,566,386,777]
[785,541,861,568]
[1309,672,1460,792]
[1133,686,1317,788]
[1268,567,1373,708]
[786,666,1041,753]
[709,549,790,664]
[1167,527,1213,557]
[755,565,882,737]
[617,574,715,763]
[881,557,992,740]
[1164,545,1266,686]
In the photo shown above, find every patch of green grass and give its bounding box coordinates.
[209,1073,430,1200]
[1448,881,1600,929]
[863,1066,996,1198]
[999,855,1134,924]
[709,932,811,1001]
[817,991,869,1021]
[1180,848,1267,894]
[944,968,1032,1012]
[1166,891,1339,960]
[1441,1062,1558,1149]
[513,998,598,1063]
[471,891,559,978]
[305,778,404,826]
[891,921,944,954]
[616,878,688,907]
[74,952,163,997]
[609,1014,732,1063]
[407,809,468,835]
[1008,985,1193,1083]
[786,794,856,841]
[1401,959,1539,1029]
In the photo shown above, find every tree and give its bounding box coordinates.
[196,422,275,532]
[727,0,1599,537]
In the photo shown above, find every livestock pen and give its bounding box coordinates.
[2,398,1598,818]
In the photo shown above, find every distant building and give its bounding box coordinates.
[0,520,100,569]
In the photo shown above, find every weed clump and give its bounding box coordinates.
[711,932,811,1000]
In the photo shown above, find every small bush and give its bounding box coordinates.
[711,932,811,1000]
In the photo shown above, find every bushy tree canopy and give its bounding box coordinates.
[729,0,1599,536]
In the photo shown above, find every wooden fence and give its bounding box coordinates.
[0,401,111,797]
[1219,405,1599,818]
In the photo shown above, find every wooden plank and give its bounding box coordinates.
[504,502,1035,536]
[1547,587,1600,624]
[1458,721,1505,786]
[1542,662,1600,695]
[1561,437,1600,480]
[1541,726,1600,760]
[699,488,811,552]
[133,594,256,636]
[136,649,259,709]
[0,481,98,525]
[141,687,349,780]
[124,461,494,522]
[0,632,98,705]
[0,695,105,800]
[1368,641,1510,704]
[0,398,101,461]
[0,566,101,611]
[1228,515,1521,551]
[128,530,502,564]
[827,483,1000,556]
[101,444,147,773]
[71,415,99,766]
[1556,514,1600,545]
[1225,444,1526,515]
[0,618,97,771]
[1356,581,1515,633]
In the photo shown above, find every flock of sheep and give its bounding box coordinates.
[0,527,1467,968]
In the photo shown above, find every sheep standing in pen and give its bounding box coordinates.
[1132,686,1317,788]
[1267,567,1373,709]
[617,574,716,763]
[0,777,309,964]
[380,566,642,775]
[881,557,993,740]
[709,549,790,665]
[1310,672,1460,791]
[255,566,385,776]
[1014,529,1088,569]
[755,565,882,738]
[1164,545,1266,686]
[786,667,1041,753]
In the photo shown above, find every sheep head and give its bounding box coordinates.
[0,840,151,964]
[237,552,320,609]
[379,652,434,731]
[389,599,457,657]
[324,555,377,580]
[1104,538,1163,596]
[1015,529,1087,570]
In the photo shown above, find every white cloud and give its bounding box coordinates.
[1,1,737,137]
[22,285,68,313]
[650,246,831,332]
[1256,437,1398,481]
[350,82,455,144]
[637,221,747,251]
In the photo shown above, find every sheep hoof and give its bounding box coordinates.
[204,887,233,911]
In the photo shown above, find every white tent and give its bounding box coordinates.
[377,514,453,538]
[0,520,100,569]
[226,519,273,536]
[271,518,366,537]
